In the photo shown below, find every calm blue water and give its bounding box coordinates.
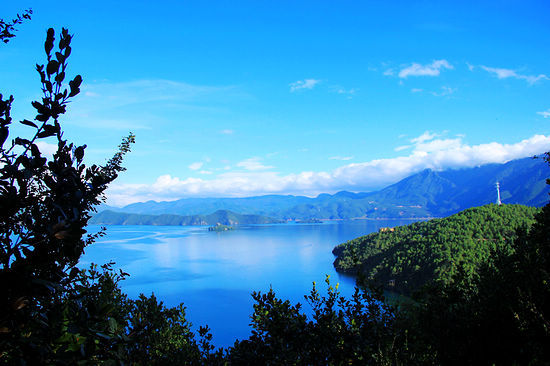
[80,220,416,348]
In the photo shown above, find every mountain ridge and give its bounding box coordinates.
[98,157,549,221]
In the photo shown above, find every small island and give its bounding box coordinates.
[295,218,323,224]
[208,224,235,232]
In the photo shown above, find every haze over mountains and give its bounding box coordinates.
[94,157,549,224]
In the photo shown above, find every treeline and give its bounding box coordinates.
[90,209,282,226]
[6,203,549,364]
[333,204,539,294]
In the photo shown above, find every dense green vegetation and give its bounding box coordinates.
[208,224,235,232]
[333,204,538,294]
[295,218,324,223]
[90,209,283,226]
[2,17,550,365]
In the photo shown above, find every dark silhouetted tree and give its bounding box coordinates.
[0,24,135,362]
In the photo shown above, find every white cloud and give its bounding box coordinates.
[432,86,456,97]
[236,157,274,171]
[410,131,438,144]
[466,62,475,71]
[394,145,411,152]
[220,129,234,135]
[199,170,213,175]
[105,134,550,206]
[383,68,395,76]
[414,137,462,153]
[398,60,453,78]
[537,109,550,118]
[188,162,203,170]
[290,79,321,92]
[411,88,423,93]
[329,156,354,161]
[335,87,358,96]
[35,141,58,157]
[480,66,549,84]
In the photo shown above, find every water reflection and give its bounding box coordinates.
[81,220,417,347]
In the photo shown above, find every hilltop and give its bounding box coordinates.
[332,204,539,294]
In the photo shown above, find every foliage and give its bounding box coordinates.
[333,204,539,294]
[208,224,234,232]
[228,276,430,365]
[407,203,550,365]
[0,24,136,363]
[0,9,32,44]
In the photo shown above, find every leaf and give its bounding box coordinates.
[44,28,54,54]
[68,76,82,97]
[0,127,8,147]
[71,75,82,88]
[35,114,49,122]
[44,124,59,134]
[14,137,31,146]
[31,101,44,111]
[46,60,59,76]
[55,51,65,63]
[55,71,65,83]
[75,145,86,162]
[37,129,56,138]
[30,143,40,157]
[20,119,37,128]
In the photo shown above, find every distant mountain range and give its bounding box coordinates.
[94,157,550,224]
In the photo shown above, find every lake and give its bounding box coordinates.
[80,219,417,348]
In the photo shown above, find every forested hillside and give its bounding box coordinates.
[333,204,539,294]
[90,209,282,226]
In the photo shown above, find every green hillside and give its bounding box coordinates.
[333,204,539,294]
[89,209,282,226]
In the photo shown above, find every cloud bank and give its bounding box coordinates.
[105,134,550,206]
[480,66,548,84]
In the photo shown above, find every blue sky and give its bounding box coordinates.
[2,1,550,206]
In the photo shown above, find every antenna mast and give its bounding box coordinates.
[496,181,502,205]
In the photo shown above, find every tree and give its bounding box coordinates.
[410,157,550,365]
[0,9,32,44]
[228,277,426,365]
[0,25,135,362]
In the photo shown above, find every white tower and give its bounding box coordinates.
[496,181,502,205]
